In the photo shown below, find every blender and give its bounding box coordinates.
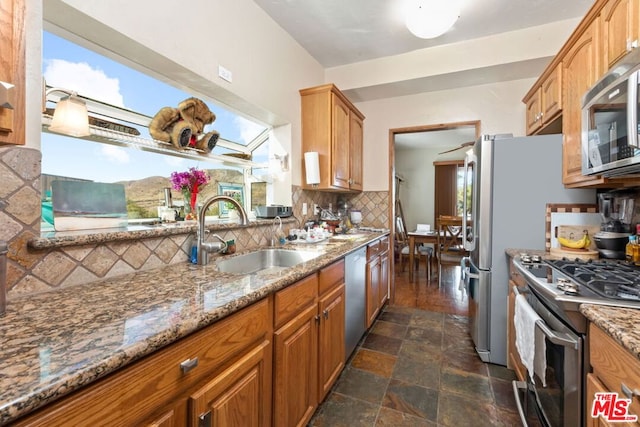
[593,192,634,259]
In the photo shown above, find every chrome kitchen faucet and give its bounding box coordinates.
[196,196,248,265]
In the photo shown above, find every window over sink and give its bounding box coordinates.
[40,30,287,232]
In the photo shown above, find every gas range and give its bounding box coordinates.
[514,255,640,311]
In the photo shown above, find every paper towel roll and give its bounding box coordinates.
[304,152,320,185]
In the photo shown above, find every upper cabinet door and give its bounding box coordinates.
[0,0,26,145]
[562,19,601,186]
[349,113,363,191]
[331,94,351,189]
[602,0,640,69]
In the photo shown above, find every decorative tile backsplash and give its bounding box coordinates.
[0,146,390,299]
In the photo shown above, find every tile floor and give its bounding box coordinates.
[309,262,532,426]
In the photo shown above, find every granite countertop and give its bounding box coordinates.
[580,304,640,361]
[0,231,386,424]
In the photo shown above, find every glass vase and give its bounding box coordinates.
[183,191,196,220]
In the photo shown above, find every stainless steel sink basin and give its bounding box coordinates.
[215,249,322,275]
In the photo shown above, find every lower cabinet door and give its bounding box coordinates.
[189,340,272,427]
[318,283,345,401]
[273,304,319,427]
[366,256,381,328]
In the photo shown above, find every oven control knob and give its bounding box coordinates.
[556,278,571,291]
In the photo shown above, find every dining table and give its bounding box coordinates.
[407,230,439,282]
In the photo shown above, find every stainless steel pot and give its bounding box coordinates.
[593,231,630,259]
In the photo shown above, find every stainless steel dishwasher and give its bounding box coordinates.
[344,246,367,359]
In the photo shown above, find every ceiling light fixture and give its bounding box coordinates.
[45,87,91,137]
[405,0,461,39]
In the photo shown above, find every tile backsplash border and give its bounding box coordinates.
[0,146,390,299]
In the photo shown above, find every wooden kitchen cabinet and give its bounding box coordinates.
[0,0,26,145]
[273,260,346,427]
[317,260,346,401]
[562,18,603,187]
[587,323,640,426]
[366,237,389,329]
[601,0,640,69]
[300,84,365,192]
[14,298,272,427]
[507,258,527,382]
[585,323,640,427]
[524,63,563,135]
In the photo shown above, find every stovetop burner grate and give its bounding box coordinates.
[545,258,640,301]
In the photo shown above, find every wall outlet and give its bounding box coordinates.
[218,65,232,83]
[302,202,307,215]
[313,204,320,215]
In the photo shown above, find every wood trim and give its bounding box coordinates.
[0,0,26,145]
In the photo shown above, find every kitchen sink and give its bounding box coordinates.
[215,248,322,275]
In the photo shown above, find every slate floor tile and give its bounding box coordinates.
[375,407,437,426]
[371,320,408,338]
[440,367,493,402]
[361,333,403,355]
[382,378,439,421]
[350,348,397,378]
[310,393,379,427]
[334,366,390,404]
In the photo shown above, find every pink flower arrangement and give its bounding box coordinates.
[170,167,210,219]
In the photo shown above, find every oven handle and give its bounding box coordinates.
[513,285,579,350]
[512,380,530,427]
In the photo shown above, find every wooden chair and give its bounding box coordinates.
[435,215,466,285]
[395,216,433,279]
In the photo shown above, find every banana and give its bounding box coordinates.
[558,231,591,249]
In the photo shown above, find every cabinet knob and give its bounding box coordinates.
[315,314,321,323]
[180,357,199,374]
[323,309,329,319]
[198,410,212,427]
[621,382,640,399]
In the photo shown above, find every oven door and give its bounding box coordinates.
[512,286,583,427]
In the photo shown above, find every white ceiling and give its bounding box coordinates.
[252,0,593,149]
[253,0,593,68]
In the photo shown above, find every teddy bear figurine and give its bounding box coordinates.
[148,97,220,152]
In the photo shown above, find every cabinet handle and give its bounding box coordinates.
[323,309,329,319]
[621,382,640,399]
[315,314,321,323]
[180,357,199,374]
[198,410,212,427]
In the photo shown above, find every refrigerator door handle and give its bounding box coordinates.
[462,150,477,252]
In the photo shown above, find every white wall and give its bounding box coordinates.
[396,146,466,232]
[356,78,536,192]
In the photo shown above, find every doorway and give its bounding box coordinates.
[387,120,480,301]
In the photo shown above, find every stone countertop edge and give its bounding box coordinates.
[580,304,640,361]
[0,231,388,424]
[29,217,298,249]
[505,248,549,258]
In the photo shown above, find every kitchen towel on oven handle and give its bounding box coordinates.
[514,294,547,387]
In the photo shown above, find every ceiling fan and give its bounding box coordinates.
[438,140,474,155]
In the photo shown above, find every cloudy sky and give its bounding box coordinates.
[42,31,267,183]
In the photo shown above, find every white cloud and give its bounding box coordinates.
[233,116,265,144]
[44,59,125,107]
[100,145,130,164]
[164,156,185,167]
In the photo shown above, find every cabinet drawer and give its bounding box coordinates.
[589,324,640,420]
[367,240,380,260]
[319,259,345,296]
[15,298,270,426]
[274,274,318,329]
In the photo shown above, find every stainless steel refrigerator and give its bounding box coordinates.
[461,134,595,366]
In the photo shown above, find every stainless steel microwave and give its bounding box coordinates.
[582,50,640,177]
